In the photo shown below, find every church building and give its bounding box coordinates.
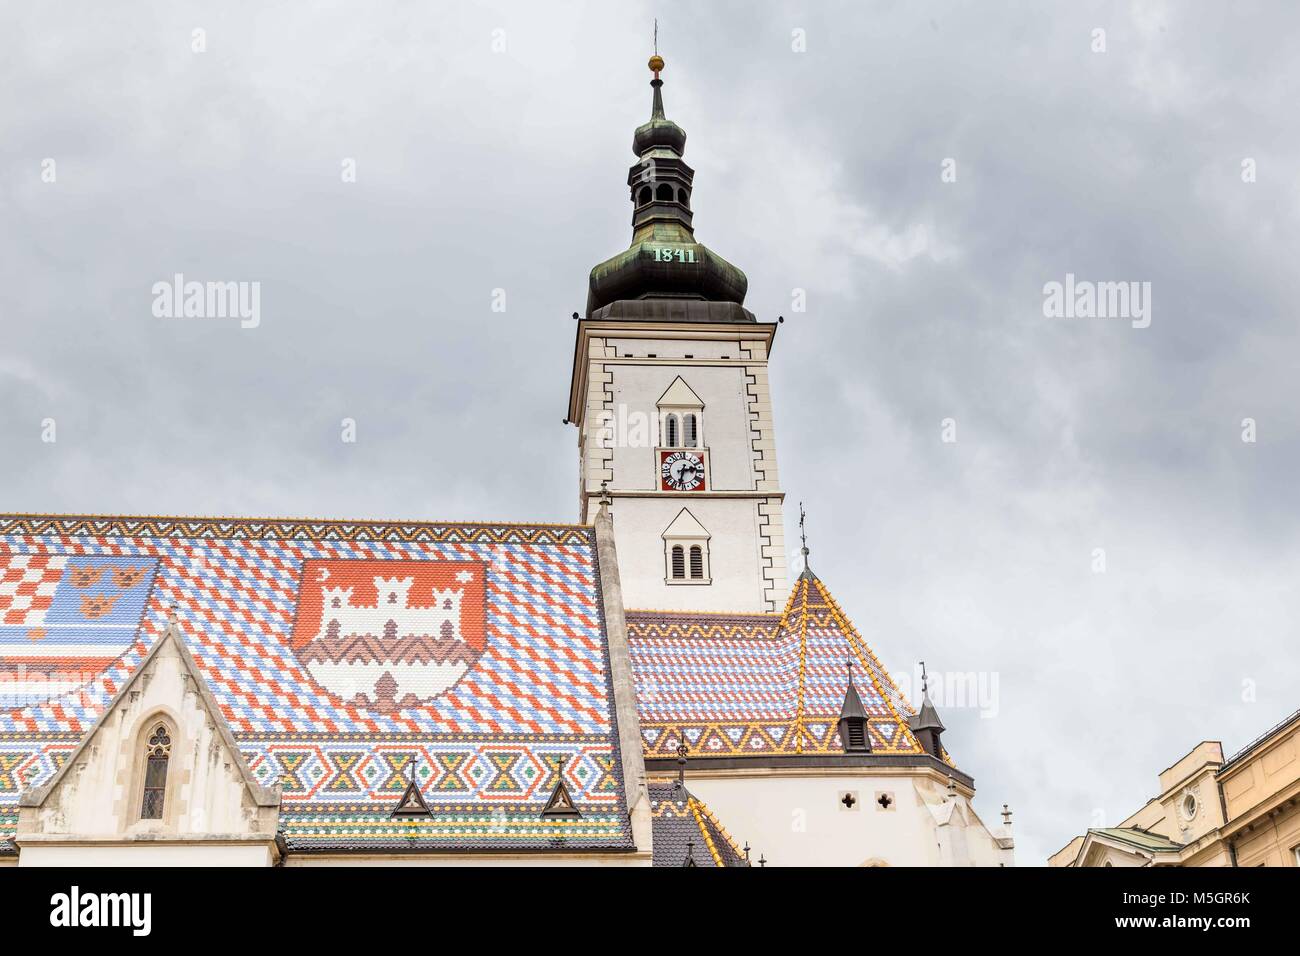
[0,55,1013,867]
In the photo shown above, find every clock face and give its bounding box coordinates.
[660,450,706,491]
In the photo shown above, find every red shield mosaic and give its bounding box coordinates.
[290,559,487,714]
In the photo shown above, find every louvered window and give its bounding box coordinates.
[683,414,697,448]
[689,546,704,579]
[671,545,686,579]
[846,721,866,751]
[665,414,679,448]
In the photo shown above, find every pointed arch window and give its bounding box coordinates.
[140,723,172,819]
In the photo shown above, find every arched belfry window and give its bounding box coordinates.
[637,185,652,206]
[670,545,686,580]
[657,377,704,453]
[689,545,704,579]
[656,183,674,201]
[140,722,172,819]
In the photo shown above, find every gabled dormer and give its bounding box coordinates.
[15,616,281,866]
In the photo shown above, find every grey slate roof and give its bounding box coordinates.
[649,782,747,867]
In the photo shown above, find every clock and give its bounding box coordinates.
[660,450,706,491]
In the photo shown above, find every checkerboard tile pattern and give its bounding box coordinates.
[628,574,926,759]
[0,515,632,852]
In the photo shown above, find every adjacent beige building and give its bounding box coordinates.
[1050,708,1300,867]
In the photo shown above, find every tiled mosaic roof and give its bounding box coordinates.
[649,782,747,867]
[628,571,927,759]
[0,514,633,853]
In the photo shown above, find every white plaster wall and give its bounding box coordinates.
[610,497,767,612]
[684,773,1009,867]
[608,364,755,491]
[18,842,273,867]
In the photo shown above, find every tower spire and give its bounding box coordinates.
[649,22,666,119]
[584,47,750,319]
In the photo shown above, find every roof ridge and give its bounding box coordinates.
[812,576,926,755]
[694,796,746,864]
[686,794,729,866]
[792,577,811,753]
[0,512,592,532]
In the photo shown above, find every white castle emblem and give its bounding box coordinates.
[299,573,482,713]
[316,576,464,643]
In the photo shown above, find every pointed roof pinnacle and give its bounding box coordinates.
[839,658,867,721]
[911,661,946,733]
[797,502,815,580]
[633,48,686,158]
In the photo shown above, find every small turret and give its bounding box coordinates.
[908,661,947,758]
[838,659,871,754]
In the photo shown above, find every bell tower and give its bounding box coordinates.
[566,55,788,613]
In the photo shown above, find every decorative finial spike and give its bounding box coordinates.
[920,660,928,696]
[796,502,814,578]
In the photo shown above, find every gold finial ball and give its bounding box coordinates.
[648,54,664,73]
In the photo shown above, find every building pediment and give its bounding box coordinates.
[657,376,705,409]
[16,619,280,860]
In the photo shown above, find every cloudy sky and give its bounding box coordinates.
[3,1,1298,863]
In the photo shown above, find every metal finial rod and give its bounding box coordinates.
[798,501,808,556]
[653,18,658,56]
[920,660,928,695]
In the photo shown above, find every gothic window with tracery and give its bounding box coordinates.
[140,723,172,819]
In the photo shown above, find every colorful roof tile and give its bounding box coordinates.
[628,571,931,760]
[649,782,747,867]
[0,514,634,853]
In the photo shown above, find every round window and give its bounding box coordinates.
[1182,793,1197,820]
